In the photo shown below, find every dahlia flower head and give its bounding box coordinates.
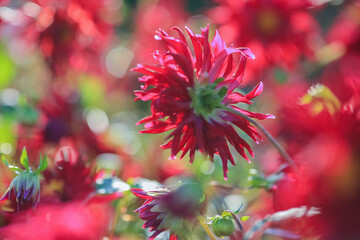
[133,25,274,179]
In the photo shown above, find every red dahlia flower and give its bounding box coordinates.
[133,25,274,179]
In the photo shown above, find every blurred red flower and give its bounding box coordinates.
[2,0,115,76]
[133,25,273,179]
[0,202,111,240]
[208,0,320,82]
[42,146,94,202]
[272,67,360,238]
[326,2,360,55]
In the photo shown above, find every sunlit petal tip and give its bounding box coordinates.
[240,48,256,59]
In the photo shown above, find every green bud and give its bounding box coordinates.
[211,214,235,238]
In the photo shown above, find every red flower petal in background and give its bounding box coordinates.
[208,0,320,83]
[130,0,188,64]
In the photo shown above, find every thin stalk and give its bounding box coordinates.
[229,211,244,233]
[223,106,299,174]
[197,215,217,240]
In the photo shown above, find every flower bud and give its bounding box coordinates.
[1,171,40,210]
[211,214,235,238]
[1,147,47,211]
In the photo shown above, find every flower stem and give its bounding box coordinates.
[225,210,244,233]
[197,215,217,240]
[223,106,299,174]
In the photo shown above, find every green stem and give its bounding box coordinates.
[197,215,217,240]
[223,106,299,174]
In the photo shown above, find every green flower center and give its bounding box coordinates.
[189,82,227,120]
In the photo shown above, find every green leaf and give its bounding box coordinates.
[199,193,206,203]
[233,203,244,214]
[36,154,48,173]
[20,147,29,170]
[240,216,250,222]
[2,154,24,173]
[221,211,233,218]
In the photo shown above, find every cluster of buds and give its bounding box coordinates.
[1,147,47,211]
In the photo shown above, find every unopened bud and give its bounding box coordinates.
[211,214,235,238]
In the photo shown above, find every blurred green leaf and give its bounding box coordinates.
[79,75,105,107]
[16,100,39,126]
[199,193,206,203]
[0,45,16,89]
[274,69,287,84]
[0,117,16,145]
[240,216,250,222]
